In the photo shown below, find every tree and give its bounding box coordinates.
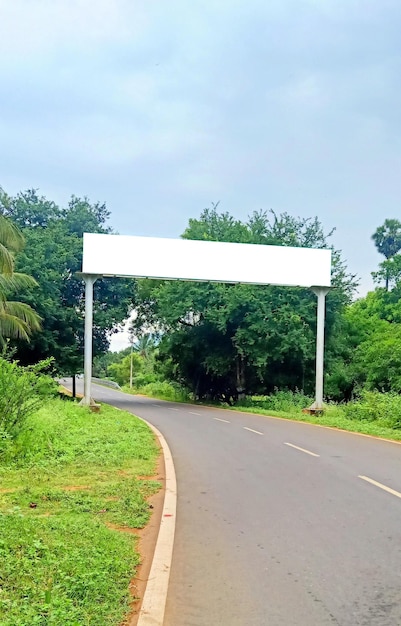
[372,254,401,291]
[372,219,401,259]
[131,333,157,360]
[0,188,136,373]
[372,219,401,290]
[324,292,390,400]
[108,352,143,387]
[133,208,357,401]
[0,272,41,345]
[0,211,40,344]
[353,325,401,393]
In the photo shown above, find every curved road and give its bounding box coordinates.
[67,382,401,626]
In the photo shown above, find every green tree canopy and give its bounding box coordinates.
[372,219,401,260]
[0,188,136,374]
[372,254,401,291]
[133,208,357,401]
[372,219,401,290]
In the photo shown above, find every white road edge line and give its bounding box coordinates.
[137,419,177,626]
[189,411,201,415]
[214,417,231,423]
[358,475,401,499]
[243,426,263,435]
[284,442,320,457]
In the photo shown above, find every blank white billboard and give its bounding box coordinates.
[82,233,331,287]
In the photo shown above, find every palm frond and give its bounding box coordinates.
[0,216,25,253]
[0,312,30,342]
[0,273,38,295]
[0,243,15,276]
[4,301,41,331]
[0,216,40,344]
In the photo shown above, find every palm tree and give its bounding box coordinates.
[372,219,401,291]
[372,219,401,260]
[132,333,157,360]
[0,215,41,344]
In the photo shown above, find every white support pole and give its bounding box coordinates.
[129,341,133,389]
[81,275,97,406]
[310,287,329,411]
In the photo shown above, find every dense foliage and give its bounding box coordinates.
[0,188,136,374]
[131,208,357,401]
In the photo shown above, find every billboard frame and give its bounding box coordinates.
[79,233,332,412]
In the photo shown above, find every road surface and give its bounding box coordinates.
[64,381,401,626]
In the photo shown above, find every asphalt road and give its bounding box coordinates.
[65,381,401,626]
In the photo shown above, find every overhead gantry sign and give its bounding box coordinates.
[80,233,331,409]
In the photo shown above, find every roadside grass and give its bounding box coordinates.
[127,384,401,442]
[0,398,160,626]
[228,403,401,441]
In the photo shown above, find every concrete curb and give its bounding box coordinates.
[137,419,177,626]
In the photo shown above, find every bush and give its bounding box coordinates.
[344,391,401,429]
[0,358,57,439]
[238,389,314,413]
[130,380,191,402]
[133,372,158,388]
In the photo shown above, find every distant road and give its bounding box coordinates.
[64,380,401,626]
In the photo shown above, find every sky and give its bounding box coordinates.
[1,0,400,350]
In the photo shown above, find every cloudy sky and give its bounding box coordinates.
[1,1,400,347]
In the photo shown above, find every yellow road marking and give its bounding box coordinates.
[358,475,401,499]
[243,426,263,435]
[284,442,320,457]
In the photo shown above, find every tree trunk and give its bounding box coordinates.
[194,375,201,400]
[236,356,246,401]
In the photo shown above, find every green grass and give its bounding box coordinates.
[224,389,401,441]
[228,403,401,441]
[0,398,160,626]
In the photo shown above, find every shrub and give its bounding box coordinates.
[238,389,314,413]
[0,358,57,439]
[132,381,191,402]
[344,391,401,429]
[133,372,158,388]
